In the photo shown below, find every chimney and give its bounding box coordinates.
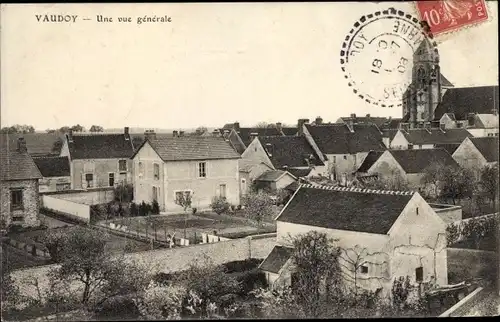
[366,114,371,123]
[467,113,476,127]
[276,122,283,133]
[265,143,273,156]
[315,116,323,125]
[68,129,74,143]
[179,131,185,137]
[233,122,240,131]
[124,127,130,140]
[212,129,220,137]
[173,130,178,137]
[17,137,27,153]
[350,113,356,120]
[249,132,259,142]
[144,129,156,141]
[297,118,310,136]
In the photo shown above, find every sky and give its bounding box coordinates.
[1,2,498,131]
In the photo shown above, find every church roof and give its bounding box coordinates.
[434,86,499,121]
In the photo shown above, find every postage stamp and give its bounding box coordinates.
[415,0,489,36]
[340,7,436,108]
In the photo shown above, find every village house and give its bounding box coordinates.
[389,127,472,151]
[33,156,71,192]
[452,137,499,176]
[241,135,326,176]
[131,132,241,212]
[238,159,274,196]
[260,184,460,299]
[220,122,296,155]
[1,137,43,227]
[336,114,402,130]
[300,119,387,185]
[357,148,460,189]
[60,127,135,189]
[252,170,297,195]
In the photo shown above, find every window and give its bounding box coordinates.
[153,163,160,180]
[85,173,94,187]
[119,160,127,172]
[10,189,23,211]
[138,162,144,177]
[108,173,115,187]
[360,265,369,274]
[416,267,423,283]
[408,144,414,150]
[175,190,192,205]
[416,207,419,215]
[220,184,227,198]
[343,155,347,160]
[332,156,336,163]
[152,186,159,202]
[198,162,206,178]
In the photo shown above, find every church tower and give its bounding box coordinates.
[403,38,442,128]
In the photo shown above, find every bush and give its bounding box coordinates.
[192,207,197,215]
[151,200,160,215]
[235,269,268,295]
[114,183,134,203]
[223,258,263,274]
[230,205,236,212]
[93,295,141,320]
[210,196,230,215]
[130,202,138,217]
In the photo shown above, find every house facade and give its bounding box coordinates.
[452,137,499,176]
[60,128,135,189]
[33,156,71,192]
[132,136,241,212]
[238,160,274,196]
[389,128,472,150]
[260,185,452,299]
[253,170,297,193]
[1,137,43,227]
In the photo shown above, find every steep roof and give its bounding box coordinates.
[67,133,135,159]
[470,137,499,163]
[276,185,413,234]
[228,130,247,155]
[382,129,399,143]
[401,128,472,145]
[259,245,293,274]
[338,116,391,128]
[356,150,385,173]
[440,74,454,87]
[305,123,386,154]
[474,114,499,129]
[1,133,63,156]
[258,136,324,168]
[389,148,459,174]
[0,137,43,181]
[237,127,283,147]
[281,127,298,136]
[33,156,70,177]
[142,136,241,161]
[434,86,499,121]
[434,143,461,155]
[255,170,292,182]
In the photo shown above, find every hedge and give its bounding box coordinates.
[222,258,263,274]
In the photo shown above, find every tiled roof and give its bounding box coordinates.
[33,156,70,177]
[356,150,385,173]
[0,137,43,181]
[228,130,247,155]
[1,133,63,156]
[258,136,324,168]
[382,129,399,142]
[440,74,454,87]
[143,136,241,161]
[256,170,295,182]
[381,118,403,129]
[237,127,283,147]
[389,148,459,174]
[281,127,298,136]
[443,113,456,121]
[401,128,472,145]
[276,185,413,234]
[433,86,499,121]
[339,116,391,128]
[434,143,461,155]
[470,137,499,163]
[474,114,499,129]
[305,123,386,154]
[68,133,135,159]
[259,245,293,274]
[285,168,312,178]
[285,181,300,192]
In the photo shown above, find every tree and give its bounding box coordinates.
[175,192,193,239]
[114,183,134,202]
[439,166,474,205]
[193,126,208,136]
[0,124,35,134]
[49,227,146,306]
[89,125,104,132]
[71,124,86,132]
[288,231,341,317]
[478,164,498,211]
[255,122,272,128]
[210,196,230,215]
[422,162,445,199]
[59,126,70,134]
[51,136,64,154]
[243,191,275,232]
[338,245,369,298]
[135,282,186,320]
[40,229,70,262]
[1,251,22,314]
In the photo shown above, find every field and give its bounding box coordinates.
[107,212,276,243]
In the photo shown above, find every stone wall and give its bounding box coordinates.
[10,233,276,303]
[447,248,496,283]
[41,188,114,206]
[1,179,40,227]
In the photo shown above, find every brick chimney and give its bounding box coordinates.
[315,117,323,125]
[17,137,27,153]
[144,129,157,141]
[124,127,130,140]
[173,130,178,137]
[297,119,310,136]
[276,122,283,133]
[233,122,240,131]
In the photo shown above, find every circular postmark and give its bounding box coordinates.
[340,8,437,108]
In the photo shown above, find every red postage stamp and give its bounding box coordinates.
[416,0,489,36]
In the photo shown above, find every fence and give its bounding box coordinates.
[10,233,276,303]
[42,195,90,223]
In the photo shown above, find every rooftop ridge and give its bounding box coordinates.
[299,183,414,196]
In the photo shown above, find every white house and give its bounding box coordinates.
[260,184,460,299]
